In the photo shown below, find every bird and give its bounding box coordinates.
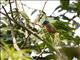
[42,20,60,46]
[42,20,56,33]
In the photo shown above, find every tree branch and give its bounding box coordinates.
[42,0,48,11]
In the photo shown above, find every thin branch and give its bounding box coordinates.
[19,0,25,12]
[9,0,14,18]
[31,22,42,28]
[42,0,48,11]
[36,47,46,60]
[14,0,19,17]
[21,33,31,48]
[0,11,7,16]
[14,0,23,25]
[0,1,14,10]
[14,0,18,9]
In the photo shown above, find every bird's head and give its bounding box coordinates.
[42,20,49,25]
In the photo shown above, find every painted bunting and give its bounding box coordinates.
[42,20,56,33]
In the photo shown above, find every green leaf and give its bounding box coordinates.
[60,0,69,10]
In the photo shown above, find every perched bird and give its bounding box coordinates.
[42,20,56,33]
[42,20,60,45]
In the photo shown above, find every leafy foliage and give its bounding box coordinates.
[0,42,31,60]
[0,0,80,60]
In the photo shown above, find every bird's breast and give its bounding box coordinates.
[44,24,55,33]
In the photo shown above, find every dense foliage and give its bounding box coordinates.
[0,0,80,60]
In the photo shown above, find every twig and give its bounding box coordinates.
[19,0,25,12]
[9,0,14,18]
[36,47,46,60]
[31,22,42,28]
[21,33,31,48]
[0,1,14,10]
[33,0,48,24]
[0,11,7,16]
[42,0,48,11]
